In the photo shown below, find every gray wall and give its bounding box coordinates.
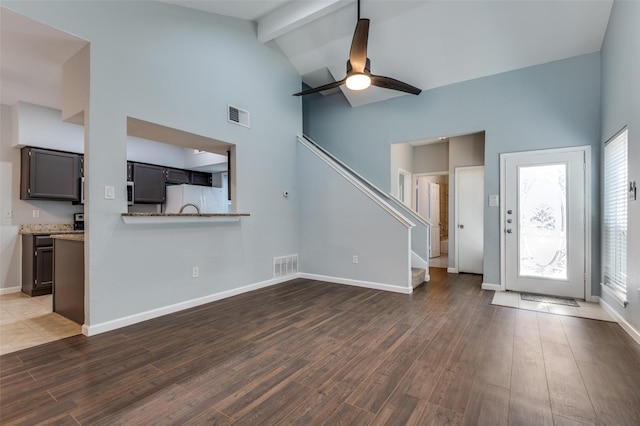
[304,52,602,291]
[298,143,411,289]
[413,142,449,174]
[5,1,302,327]
[600,0,640,332]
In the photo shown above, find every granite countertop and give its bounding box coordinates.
[51,234,85,242]
[121,213,250,217]
[19,224,84,235]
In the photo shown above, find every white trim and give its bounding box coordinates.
[599,297,640,346]
[482,282,502,291]
[390,194,431,227]
[447,267,458,274]
[600,283,628,307]
[298,273,413,294]
[500,145,592,297]
[0,286,20,295]
[411,251,429,270]
[82,274,297,336]
[397,168,413,208]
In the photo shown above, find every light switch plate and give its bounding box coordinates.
[489,194,499,207]
[104,186,115,200]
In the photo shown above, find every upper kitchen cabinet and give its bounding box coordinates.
[20,147,81,201]
[132,163,165,203]
[164,168,190,185]
[190,171,212,186]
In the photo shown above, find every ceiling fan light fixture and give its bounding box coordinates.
[345,73,371,91]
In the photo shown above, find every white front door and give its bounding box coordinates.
[502,149,587,298]
[456,167,484,274]
[429,182,441,258]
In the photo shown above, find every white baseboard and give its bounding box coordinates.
[599,297,640,346]
[0,286,20,295]
[82,274,298,336]
[482,282,502,291]
[298,273,413,295]
[447,267,458,274]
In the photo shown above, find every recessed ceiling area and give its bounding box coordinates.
[0,8,88,109]
[1,1,613,110]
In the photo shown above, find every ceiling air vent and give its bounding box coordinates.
[228,105,250,128]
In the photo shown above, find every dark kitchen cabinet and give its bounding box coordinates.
[20,147,80,201]
[132,163,165,203]
[190,171,212,186]
[165,168,190,185]
[22,235,54,296]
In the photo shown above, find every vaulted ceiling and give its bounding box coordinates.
[1,1,613,109]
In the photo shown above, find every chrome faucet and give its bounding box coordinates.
[178,203,201,214]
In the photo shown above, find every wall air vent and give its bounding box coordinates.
[273,254,298,278]
[228,105,250,128]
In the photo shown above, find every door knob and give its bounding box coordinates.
[507,209,513,214]
[507,219,513,223]
[506,229,513,233]
[459,224,464,229]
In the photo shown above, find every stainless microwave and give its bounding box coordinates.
[127,181,134,205]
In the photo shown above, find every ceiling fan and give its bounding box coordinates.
[293,0,421,97]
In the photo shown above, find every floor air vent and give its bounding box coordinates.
[228,105,250,128]
[273,254,298,278]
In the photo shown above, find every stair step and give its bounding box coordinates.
[411,268,426,288]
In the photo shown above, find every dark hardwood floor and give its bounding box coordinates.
[2,269,640,425]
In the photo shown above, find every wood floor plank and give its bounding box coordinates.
[1,274,639,425]
[461,380,510,426]
[322,402,375,425]
[577,360,640,425]
[508,347,553,425]
[541,340,598,424]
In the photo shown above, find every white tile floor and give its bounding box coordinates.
[491,290,615,322]
[0,292,81,355]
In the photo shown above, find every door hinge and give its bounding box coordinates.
[34,250,37,256]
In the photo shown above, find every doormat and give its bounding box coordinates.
[520,293,579,307]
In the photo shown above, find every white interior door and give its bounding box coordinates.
[456,167,484,274]
[503,149,586,298]
[429,182,441,258]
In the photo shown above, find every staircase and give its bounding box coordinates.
[412,268,427,288]
[298,134,431,292]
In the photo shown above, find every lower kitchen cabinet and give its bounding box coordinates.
[22,234,54,296]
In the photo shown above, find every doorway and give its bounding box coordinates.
[416,174,448,268]
[501,147,589,299]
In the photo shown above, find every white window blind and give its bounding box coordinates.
[603,128,628,295]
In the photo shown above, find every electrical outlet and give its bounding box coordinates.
[352,255,358,264]
[32,209,40,218]
[192,266,199,278]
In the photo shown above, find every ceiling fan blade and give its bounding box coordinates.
[371,75,422,95]
[349,19,369,73]
[293,79,346,96]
